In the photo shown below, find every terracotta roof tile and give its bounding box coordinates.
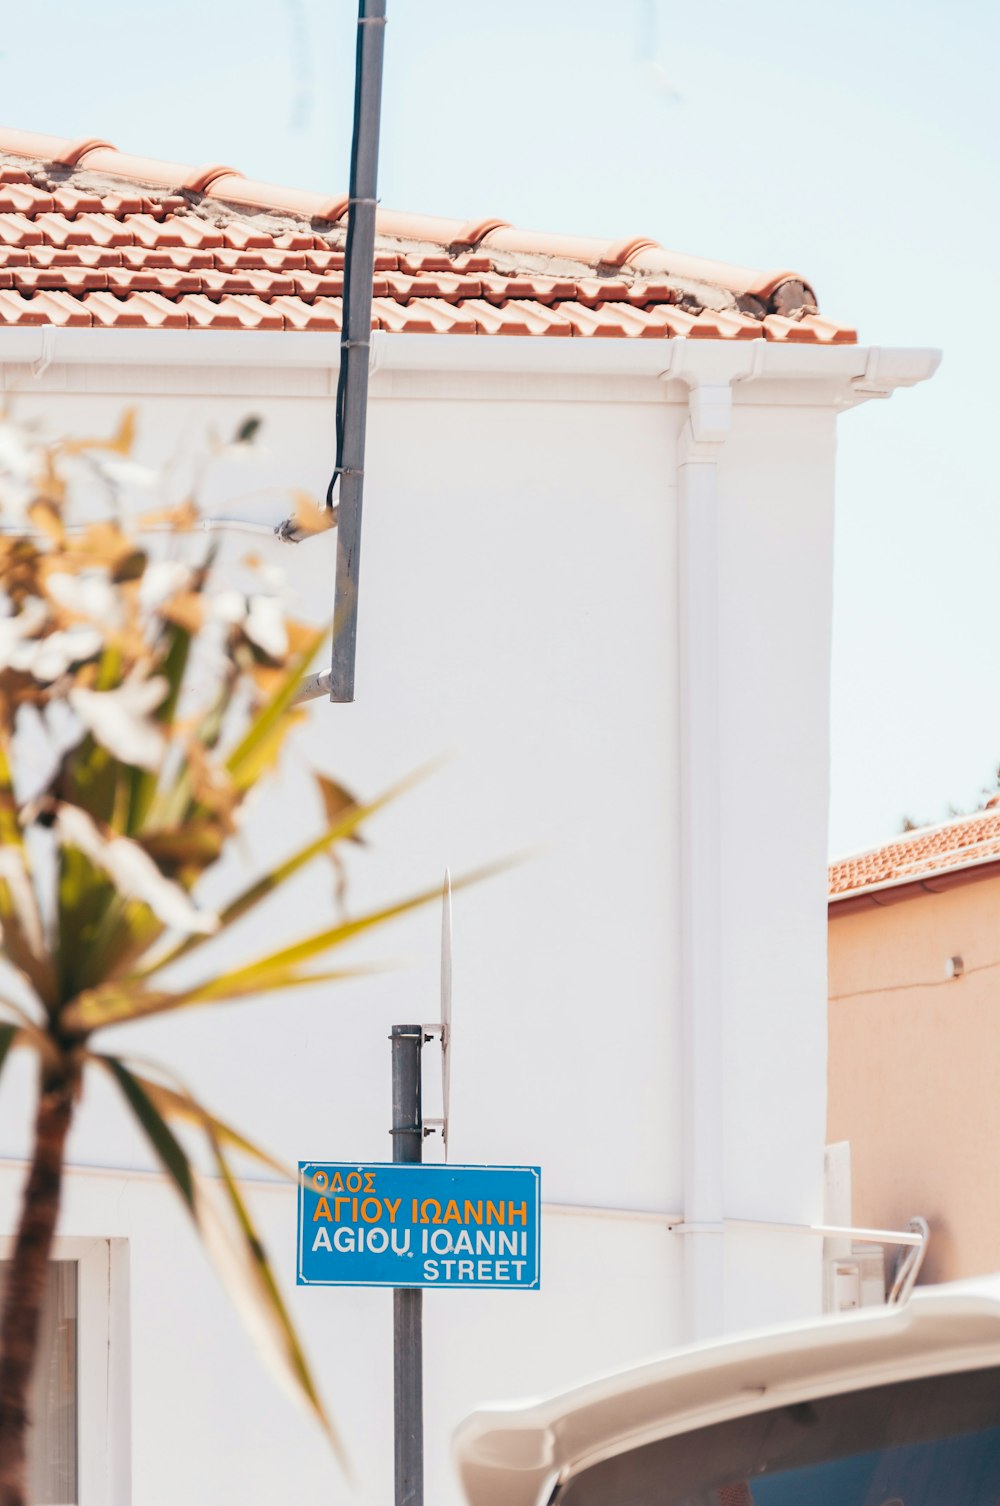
[286,271,345,299]
[271,294,342,331]
[180,292,281,329]
[373,296,472,335]
[0,128,856,342]
[0,290,47,322]
[439,253,493,273]
[0,130,106,164]
[220,222,284,251]
[647,307,702,337]
[128,214,224,249]
[384,271,482,301]
[16,265,108,294]
[479,226,655,267]
[626,280,678,305]
[208,174,349,223]
[119,246,215,271]
[0,214,42,246]
[84,290,188,328]
[35,212,132,248]
[305,250,349,272]
[0,289,91,325]
[199,266,296,298]
[0,183,56,216]
[49,188,106,218]
[395,254,448,273]
[830,807,1000,908]
[550,300,639,337]
[53,138,117,168]
[272,229,328,252]
[793,313,858,345]
[570,277,632,306]
[691,308,763,340]
[97,191,164,217]
[460,299,574,337]
[26,244,120,269]
[214,248,309,272]
[763,312,849,343]
[476,274,574,305]
[105,267,201,296]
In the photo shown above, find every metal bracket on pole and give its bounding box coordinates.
[421,872,453,1157]
[391,1024,423,1506]
[388,875,449,1501]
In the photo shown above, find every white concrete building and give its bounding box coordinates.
[0,130,938,1504]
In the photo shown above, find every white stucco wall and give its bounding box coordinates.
[0,331,935,1504]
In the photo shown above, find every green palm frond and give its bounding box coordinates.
[125,621,192,833]
[207,1136,345,1465]
[102,1061,295,1182]
[0,410,509,1479]
[130,762,436,983]
[96,1053,341,1459]
[101,1056,196,1213]
[0,1023,20,1081]
[0,742,55,1007]
[225,631,323,790]
[63,964,383,1036]
[63,856,514,1036]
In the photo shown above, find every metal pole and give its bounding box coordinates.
[391,1025,423,1506]
[329,0,387,702]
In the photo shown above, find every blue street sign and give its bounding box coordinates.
[297,1163,541,1289]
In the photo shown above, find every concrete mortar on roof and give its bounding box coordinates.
[4,156,336,243]
[4,153,739,307]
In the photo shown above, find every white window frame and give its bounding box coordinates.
[0,1236,131,1506]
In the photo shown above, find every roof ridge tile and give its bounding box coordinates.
[205,174,349,223]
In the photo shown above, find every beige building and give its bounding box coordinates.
[828,805,1000,1284]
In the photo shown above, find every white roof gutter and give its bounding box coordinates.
[0,326,941,399]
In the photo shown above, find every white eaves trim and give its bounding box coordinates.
[0,326,941,403]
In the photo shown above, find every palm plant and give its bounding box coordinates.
[0,412,476,1506]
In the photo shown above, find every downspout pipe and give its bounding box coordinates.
[676,379,732,1342]
[327,0,387,702]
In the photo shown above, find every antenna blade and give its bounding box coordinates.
[441,868,453,1160]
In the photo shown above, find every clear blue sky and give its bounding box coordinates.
[3,0,997,855]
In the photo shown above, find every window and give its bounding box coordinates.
[0,1239,129,1506]
[0,1260,77,1504]
[558,1363,1000,1506]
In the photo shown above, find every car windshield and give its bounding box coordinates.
[750,1424,1000,1505]
[558,1363,1000,1506]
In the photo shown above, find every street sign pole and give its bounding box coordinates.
[391,1025,424,1506]
[296,905,537,1495]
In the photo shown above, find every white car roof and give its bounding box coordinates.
[453,1276,1000,1506]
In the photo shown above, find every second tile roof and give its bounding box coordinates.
[830,805,1000,907]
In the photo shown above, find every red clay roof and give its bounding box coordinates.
[0,129,856,341]
[829,805,1000,911]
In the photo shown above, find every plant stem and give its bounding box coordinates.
[0,1062,75,1506]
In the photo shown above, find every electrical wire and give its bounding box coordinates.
[829,956,1000,1001]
